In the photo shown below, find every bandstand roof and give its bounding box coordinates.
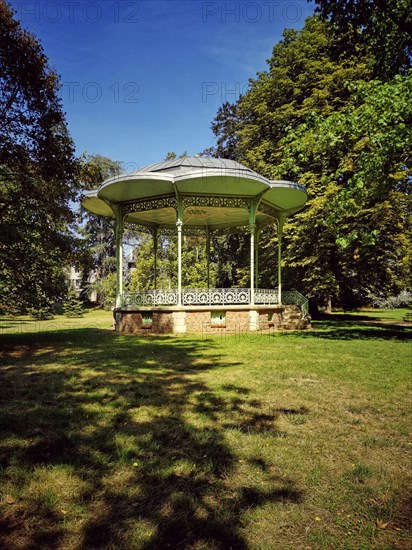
[82,156,307,233]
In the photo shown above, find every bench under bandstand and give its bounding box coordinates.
[82,156,310,333]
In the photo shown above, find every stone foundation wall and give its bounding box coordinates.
[185,310,250,333]
[226,310,250,332]
[120,312,173,334]
[185,310,210,332]
[116,306,310,334]
[260,310,283,329]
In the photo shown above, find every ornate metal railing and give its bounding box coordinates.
[122,289,178,306]
[121,288,308,316]
[255,289,279,305]
[281,290,309,318]
[182,288,251,305]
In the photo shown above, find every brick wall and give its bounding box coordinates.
[117,305,309,335]
[259,309,282,329]
[185,310,210,332]
[226,310,250,332]
[120,312,173,334]
[185,309,251,333]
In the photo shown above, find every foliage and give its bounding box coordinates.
[277,75,411,308]
[164,151,188,161]
[211,233,250,288]
[208,15,411,309]
[63,286,84,317]
[181,236,217,288]
[77,154,123,303]
[28,290,55,320]
[129,233,217,291]
[87,272,117,310]
[129,234,161,291]
[310,0,412,78]
[235,17,371,174]
[369,290,412,310]
[210,102,240,160]
[0,2,78,313]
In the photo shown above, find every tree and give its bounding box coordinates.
[208,15,411,309]
[210,102,241,160]
[129,233,217,292]
[310,0,412,78]
[236,17,371,175]
[63,286,84,317]
[278,75,411,308]
[0,2,78,313]
[164,151,188,161]
[77,154,123,303]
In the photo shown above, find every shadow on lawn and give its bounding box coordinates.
[0,329,302,549]
[290,317,412,342]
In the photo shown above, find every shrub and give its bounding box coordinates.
[369,290,412,309]
[64,287,84,317]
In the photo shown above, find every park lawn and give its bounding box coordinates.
[0,311,411,549]
[0,308,113,333]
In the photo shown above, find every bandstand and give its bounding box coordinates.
[82,157,310,333]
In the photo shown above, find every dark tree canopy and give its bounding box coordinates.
[76,154,124,304]
[0,2,78,313]
[310,0,412,78]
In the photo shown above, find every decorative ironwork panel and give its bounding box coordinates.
[258,202,279,219]
[125,221,211,237]
[254,289,279,305]
[123,195,177,215]
[123,290,178,307]
[121,287,309,316]
[124,222,153,234]
[182,288,250,306]
[182,196,250,210]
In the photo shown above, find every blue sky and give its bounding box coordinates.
[11,0,314,170]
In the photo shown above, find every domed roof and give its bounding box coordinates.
[133,156,262,176]
[82,156,307,232]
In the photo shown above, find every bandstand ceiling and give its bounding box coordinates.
[82,156,307,232]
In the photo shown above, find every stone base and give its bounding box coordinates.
[114,305,311,334]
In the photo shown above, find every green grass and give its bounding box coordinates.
[0,310,411,549]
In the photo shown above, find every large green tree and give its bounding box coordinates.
[235,17,370,175]
[0,2,78,313]
[310,0,412,78]
[209,15,411,309]
[78,154,123,304]
[278,75,411,308]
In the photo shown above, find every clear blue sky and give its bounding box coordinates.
[11,0,314,170]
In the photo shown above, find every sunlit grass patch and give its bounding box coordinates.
[0,310,411,549]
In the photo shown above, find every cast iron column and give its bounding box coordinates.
[153,228,158,290]
[176,220,183,306]
[250,223,256,305]
[277,215,286,305]
[114,205,124,308]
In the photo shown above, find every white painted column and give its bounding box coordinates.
[206,227,211,289]
[277,231,282,305]
[250,223,256,305]
[255,227,260,290]
[277,216,285,305]
[114,205,124,308]
[153,228,158,290]
[176,220,183,306]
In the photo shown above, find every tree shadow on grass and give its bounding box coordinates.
[0,329,302,549]
[279,318,412,342]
